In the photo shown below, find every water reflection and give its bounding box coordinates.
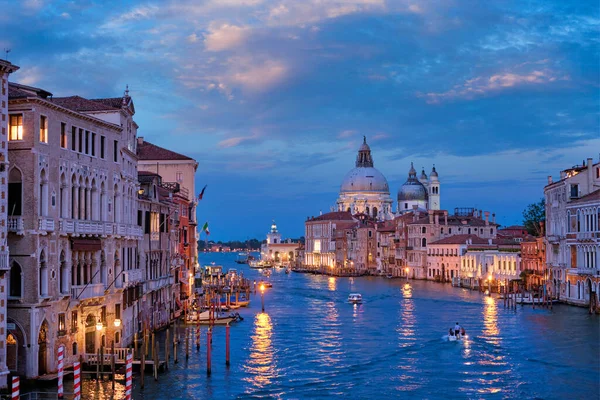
[483,296,500,342]
[244,312,277,391]
[317,300,342,367]
[398,284,416,343]
[328,277,336,291]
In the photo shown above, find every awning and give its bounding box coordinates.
[71,238,102,252]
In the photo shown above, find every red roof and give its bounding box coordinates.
[137,139,195,161]
[52,96,122,112]
[568,189,600,205]
[308,211,355,222]
[430,234,490,245]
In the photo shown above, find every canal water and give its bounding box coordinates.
[73,252,598,399]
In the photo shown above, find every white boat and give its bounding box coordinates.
[515,295,558,305]
[348,293,362,304]
[188,310,235,325]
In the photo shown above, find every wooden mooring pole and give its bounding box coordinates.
[140,334,146,389]
[165,329,170,371]
[226,324,231,367]
[111,341,116,391]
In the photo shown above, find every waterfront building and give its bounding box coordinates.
[260,222,300,264]
[545,157,600,299]
[397,164,440,213]
[405,208,498,280]
[461,238,521,289]
[7,83,142,378]
[137,171,178,331]
[564,189,599,308]
[336,137,394,221]
[0,59,19,388]
[427,234,473,283]
[376,220,396,276]
[136,138,198,314]
[305,211,356,271]
[520,235,546,290]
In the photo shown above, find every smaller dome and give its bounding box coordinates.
[420,168,428,181]
[398,162,429,202]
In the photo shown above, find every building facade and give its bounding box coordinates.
[520,236,546,289]
[305,212,356,271]
[7,83,142,378]
[545,157,600,299]
[563,189,599,307]
[136,138,198,315]
[0,59,19,388]
[260,222,300,264]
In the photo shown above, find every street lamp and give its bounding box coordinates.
[260,284,265,312]
[96,318,103,331]
[114,318,121,328]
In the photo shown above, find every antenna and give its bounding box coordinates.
[3,48,10,60]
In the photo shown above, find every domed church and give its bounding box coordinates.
[336,137,441,220]
[336,137,394,220]
[397,163,440,213]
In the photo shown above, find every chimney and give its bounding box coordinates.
[484,211,490,225]
[547,175,553,184]
[492,213,496,224]
[444,210,448,225]
[587,157,593,189]
[137,136,144,145]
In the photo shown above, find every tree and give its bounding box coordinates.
[522,199,545,236]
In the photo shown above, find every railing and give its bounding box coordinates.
[124,269,143,285]
[0,250,8,271]
[7,216,24,234]
[144,276,172,292]
[38,217,55,232]
[71,283,105,300]
[576,232,596,240]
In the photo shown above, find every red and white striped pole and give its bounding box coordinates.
[57,345,64,398]
[11,376,19,400]
[125,351,133,400]
[73,361,81,400]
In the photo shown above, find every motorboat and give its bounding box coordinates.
[187,310,235,325]
[348,293,363,304]
[447,328,467,341]
[386,274,393,279]
[257,280,272,288]
[235,252,250,264]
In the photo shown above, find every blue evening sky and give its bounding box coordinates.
[2,0,598,240]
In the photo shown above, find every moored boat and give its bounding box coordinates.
[235,252,250,264]
[348,293,362,304]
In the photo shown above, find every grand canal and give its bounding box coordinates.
[74,252,599,399]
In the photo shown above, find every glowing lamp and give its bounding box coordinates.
[260,284,265,292]
[96,320,103,331]
[114,319,121,328]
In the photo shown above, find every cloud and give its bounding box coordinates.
[338,130,357,138]
[187,33,199,43]
[101,5,160,30]
[204,23,250,51]
[229,58,288,92]
[420,69,569,103]
[15,66,43,86]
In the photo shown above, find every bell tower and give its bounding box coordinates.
[429,165,440,210]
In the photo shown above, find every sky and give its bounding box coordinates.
[2,0,599,240]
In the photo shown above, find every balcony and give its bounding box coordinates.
[144,276,172,293]
[576,232,597,241]
[8,216,24,235]
[124,269,143,285]
[71,283,106,300]
[0,250,9,271]
[38,217,55,233]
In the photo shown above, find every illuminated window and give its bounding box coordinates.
[39,115,48,143]
[9,114,22,141]
[58,313,66,336]
[71,310,78,333]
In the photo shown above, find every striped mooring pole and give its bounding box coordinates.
[125,351,133,400]
[57,345,64,398]
[73,361,81,400]
[11,376,19,400]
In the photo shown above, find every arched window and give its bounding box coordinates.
[8,168,23,216]
[9,262,22,298]
[39,250,48,297]
[6,333,17,371]
[365,206,370,216]
[60,173,68,218]
[373,207,378,218]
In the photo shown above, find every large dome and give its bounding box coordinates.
[340,167,390,193]
[398,162,428,202]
